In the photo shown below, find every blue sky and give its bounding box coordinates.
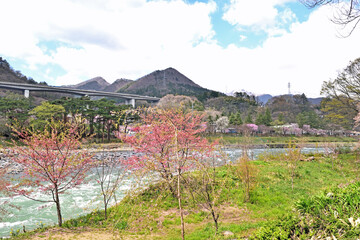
[0,0,359,97]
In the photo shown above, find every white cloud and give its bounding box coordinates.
[222,0,295,29]
[195,4,360,97]
[239,35,247,41]
[280,7,297,24]
[0,0,217,85]
[0,0,359,98]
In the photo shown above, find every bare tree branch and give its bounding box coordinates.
[300,0,360,35]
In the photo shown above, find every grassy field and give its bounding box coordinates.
[11,147,360,239]
[206,134,358,145]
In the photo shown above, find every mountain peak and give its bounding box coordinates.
[164,67,177,72]
[102,78,133,92]
[67,76,110,91]
[117,67,221,101]
[81,76,109,86]
[65,67,223,101]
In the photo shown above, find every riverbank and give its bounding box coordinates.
[9,150,360,239]
[0,143,133,174]
[1,141,350,175]
[206,134,358,145]
[222,141,357,149]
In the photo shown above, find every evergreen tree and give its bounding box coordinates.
[235,112,243,125]
[296,111,323,129]
[255,113,265,125]
[229,114,236,125]
[229,112,243,125]
[278,113,284,123]
[264,108,272,126]
[245,112,253,123]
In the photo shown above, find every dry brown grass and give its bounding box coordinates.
[27,204,255,240]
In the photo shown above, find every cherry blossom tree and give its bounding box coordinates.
[117,108,217,239]
[10,122,94,226]
[246,123,259,135]
[215,116,229,133]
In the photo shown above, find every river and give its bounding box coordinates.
[0,147,325,238]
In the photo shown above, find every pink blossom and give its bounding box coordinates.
[246,124,258,131]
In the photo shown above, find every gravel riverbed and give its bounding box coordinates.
[0,148,136,174]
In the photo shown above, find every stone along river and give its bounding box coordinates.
[0,147,325,238]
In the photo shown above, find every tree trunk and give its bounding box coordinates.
[244,164,250,202]
[104,193,108,220]
[89,118,94,135]
[63,112,67,124]
[107,121,111,142]
[97,123,101,140]
[163,168,176,197]
[177,169,185,240]
[102,120,105,143]
[210,209,219,234]
[54,188,62,226]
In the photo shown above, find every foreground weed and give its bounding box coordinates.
[255,181,360,239]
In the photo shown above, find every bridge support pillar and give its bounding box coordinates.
[125,98,135,108]
[24,89,30,98]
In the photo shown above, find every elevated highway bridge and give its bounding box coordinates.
[0,81,160,107]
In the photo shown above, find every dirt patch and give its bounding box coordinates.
[220,205,251,223]
[156,204,252,226]
[29,228,162,240]
[29,228,116,240]
[28,205,254,239]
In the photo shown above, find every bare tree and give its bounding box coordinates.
[286,141,302,190]
[323,142,339,169]
[183,149,225,234]
[94,150,130,219]
[300,0,360,35]
[230,134,258,202]
[157,94,201,110]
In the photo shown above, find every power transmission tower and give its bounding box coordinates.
[163,70,166,88]
[288,82,291,95]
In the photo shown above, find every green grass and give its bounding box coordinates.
[254,181,360,239]
[206,134,357,145]
[11,151,360,239]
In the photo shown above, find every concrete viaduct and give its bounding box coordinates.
[0,81,160,108]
